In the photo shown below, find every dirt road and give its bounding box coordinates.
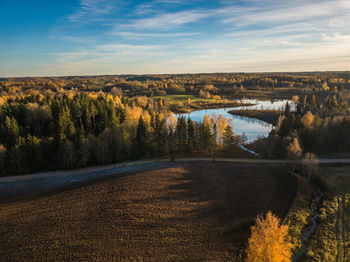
[0,157,348,202]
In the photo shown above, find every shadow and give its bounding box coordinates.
[133,162,297,258]
[0,162,176,205]
[0,161,298,261]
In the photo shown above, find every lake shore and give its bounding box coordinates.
[171,100,255,114]
[228,109,282,125]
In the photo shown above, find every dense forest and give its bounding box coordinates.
[0,93,241,175]
[252,92,350,158]
[1,72,350,176]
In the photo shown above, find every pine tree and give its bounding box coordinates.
[186,117,195,154]
[223,125,237,151]
[135,116,148,158]
[0,144,7,176]
[176,116,187,154]
[4,116,19,148]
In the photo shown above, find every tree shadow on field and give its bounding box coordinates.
[0,162,175,204]
[139,162,297,257]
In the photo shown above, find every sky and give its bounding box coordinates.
[1,0,350,77]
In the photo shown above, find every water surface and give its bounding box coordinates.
[176,99,292,142]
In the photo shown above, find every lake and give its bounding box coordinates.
[176,99,293,142]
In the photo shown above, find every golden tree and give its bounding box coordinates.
[245,212,293,262]
[287,137,303,173]
[301,111,314,128]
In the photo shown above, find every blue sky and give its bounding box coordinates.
[1,0,350,76]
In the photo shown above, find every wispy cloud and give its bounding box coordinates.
[68,0,118,23]
[221,0,350,26]
[134,0,194,15]
[124,9,210,30]
[5,0,350,76]
[112,31,200,39]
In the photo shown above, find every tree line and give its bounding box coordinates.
[0,93,240,176]
[252,91,350,160]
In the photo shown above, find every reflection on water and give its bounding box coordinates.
[235,99,295,111]
[176,99,293,142]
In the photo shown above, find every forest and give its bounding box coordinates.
[0,93,242,175]
[1,72,350,261]
[1,72,350,176]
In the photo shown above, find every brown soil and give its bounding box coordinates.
[0,162,297,261]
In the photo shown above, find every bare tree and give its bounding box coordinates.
[302,153,319,182]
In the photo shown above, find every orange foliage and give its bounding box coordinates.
[245,212,293,262]
[301,111,314,128]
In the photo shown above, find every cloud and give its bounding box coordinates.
[25,0,350,76]
[220,0,350,26]
[133,0,194,15]
[112,31,200,39]
[123,9,211,30]
[68,0,117,22]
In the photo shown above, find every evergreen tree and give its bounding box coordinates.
[0,144,7,176]
[223,125,237,152]
[135,116,148,158]
[186,117,195,154]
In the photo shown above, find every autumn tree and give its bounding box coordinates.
[301,111,314,128]
[322,81,330,91]
[287,137,302,173]
[201,114,216,153]
[302,152,319,182]
[245,211,293,262]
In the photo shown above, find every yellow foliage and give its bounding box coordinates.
[199,90,211,99]
[245,212,293,262]
[301,111,314,128]
[167,113,177,130]
[322,81,330,91]
[0,96,7,106]
[203,114,211,127]
[136,96,148,108]
[125,105,142,123]
[142,110,151,127]
[287,138,303,160]
[292,96,299,103]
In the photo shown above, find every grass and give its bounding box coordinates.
[160,94,215,103]
[301,165,350,261]
[283,174,317,256]
[0,162,297,261]
[155,94,254,113]
[318,166,350,193]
